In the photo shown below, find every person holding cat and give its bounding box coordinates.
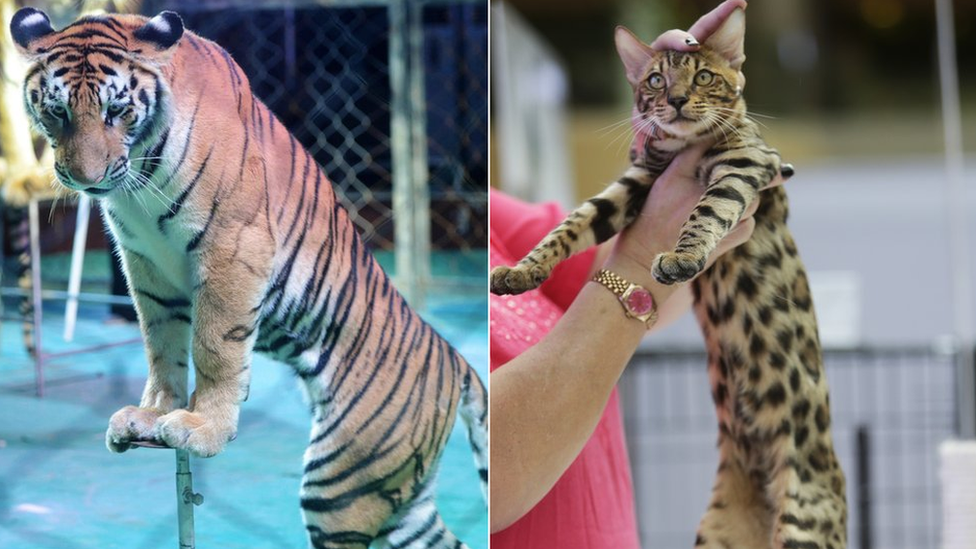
[490,1,788,547]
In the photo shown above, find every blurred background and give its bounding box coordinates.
[0,1,487,548]
[491,0,976,547]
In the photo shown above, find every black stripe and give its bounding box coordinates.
[706,185,746,206]
[390,511,439,548]
[723,156,761,170]
[157,146,214,232]
[186,200,219,252]
[134,289,190,308]
[587,198,619,244]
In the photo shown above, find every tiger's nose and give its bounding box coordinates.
[667,95,689,111]
[68,165,107,187]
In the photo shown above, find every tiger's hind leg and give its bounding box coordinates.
[459,362,488,499]
[302,490,390,549]
[490,166,654,295]
[374,480,468,549]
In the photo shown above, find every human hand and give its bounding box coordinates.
[603,142,786,308]
[650,0,747,51]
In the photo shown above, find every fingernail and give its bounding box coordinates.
[780,163,795,178]
[685,37,699,46]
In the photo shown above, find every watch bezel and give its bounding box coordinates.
[620,283,658,325]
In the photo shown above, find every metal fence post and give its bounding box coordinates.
[389,0,424,307]
[935,0,976,439]
[408,0,432,306]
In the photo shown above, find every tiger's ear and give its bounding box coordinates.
[133,11,184,58]
[10,8,56,58]
[615,26,654,87]
[703,8,745,70]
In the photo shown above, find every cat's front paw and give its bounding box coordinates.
[490,264,549,295]
[156,409,236,458]
[106,405,167,453]
[652,252,705,285]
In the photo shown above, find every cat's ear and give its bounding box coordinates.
[703,7,745,69]
[133,11,184,62]
[10,8,56,58]
[615,26,654,87]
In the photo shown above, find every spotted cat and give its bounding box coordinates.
[491,8,847,549]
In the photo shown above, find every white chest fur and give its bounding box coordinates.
[102,196,194,294]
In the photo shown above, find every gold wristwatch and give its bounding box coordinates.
[591,269,658,328]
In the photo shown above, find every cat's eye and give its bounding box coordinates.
[695,70,715,86]
[47,104,69,124]
[648,73,665,90]
[106,103,127,119]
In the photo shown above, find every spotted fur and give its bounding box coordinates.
[12,8,486,548]
[490,9,846,549]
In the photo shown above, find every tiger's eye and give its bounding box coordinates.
[648,73,665,90]
[107,103,126,118]
[48,104,69,124]
[695,70,714,86]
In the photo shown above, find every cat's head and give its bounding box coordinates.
[616,8,746,140]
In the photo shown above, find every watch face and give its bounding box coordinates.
[624,286,654,316]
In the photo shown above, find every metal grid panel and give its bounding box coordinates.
[421,1,487,275]
[620,348,957,549]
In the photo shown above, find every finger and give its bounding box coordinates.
[660,142,711,179]
[740,196,760,221]
[704,217,755,272]
[650,29,700,52]
[720,216,755,251]
[688,0,748,42]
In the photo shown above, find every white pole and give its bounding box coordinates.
[935,0,975,438]
[63,194,91,342]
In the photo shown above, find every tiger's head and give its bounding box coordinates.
[10,8,184,196]
[616,8,747,141]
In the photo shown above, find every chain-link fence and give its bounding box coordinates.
[143,0,488,304]
[620,347,959,549]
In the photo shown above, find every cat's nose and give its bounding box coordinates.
[667,95,689,111]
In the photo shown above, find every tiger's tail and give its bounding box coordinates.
[459,360,488,501]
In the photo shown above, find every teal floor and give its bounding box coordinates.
[0,253,488,549]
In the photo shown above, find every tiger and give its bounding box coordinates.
[10,8,487,548]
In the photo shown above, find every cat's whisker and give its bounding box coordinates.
[128,171,175,213]
[595,115,639,136]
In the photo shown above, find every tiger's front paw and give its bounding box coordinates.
[490,264,549,295]
[156,409,236,458]
[652,252,705,285]
[106,405,167,453]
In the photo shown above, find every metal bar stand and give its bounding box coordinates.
[176,448,203,549]
[133,441,204,548]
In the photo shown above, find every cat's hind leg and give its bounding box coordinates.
[491,166,654,295]
[769,464,848,549]
[695,453,773,548]
[374,480,468,549]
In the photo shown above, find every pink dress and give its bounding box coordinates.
[490,190,641,549]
